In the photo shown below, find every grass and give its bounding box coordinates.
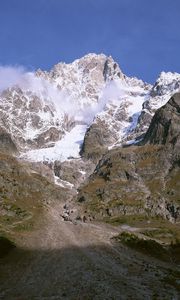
[104,214,154,226]
[141,227,180,244]
[116,232,170,261]
[0,198,41,231]
[105,214,180,248]
[0,152,65,243]
[165,170,180,204]
[1,201,29,217]
[115,230,180,264]
[14,221,34,232]
[136,156,158,169]
[104,216,131,225]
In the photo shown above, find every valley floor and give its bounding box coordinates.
[0,203,179,300]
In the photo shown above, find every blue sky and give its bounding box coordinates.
[0,0,180,83]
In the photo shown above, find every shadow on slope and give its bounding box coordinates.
[0,237,15,258]
[0,243,179,300]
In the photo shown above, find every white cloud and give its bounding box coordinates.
[0,65,126,125]
[0,65,27,91]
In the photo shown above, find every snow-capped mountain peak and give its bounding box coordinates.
[0,53,180,163]
[151,71,180,97]
[158,71,180,85]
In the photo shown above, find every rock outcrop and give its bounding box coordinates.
[142,93,180,147]
[0,127,18,154]
[136,72,180,136]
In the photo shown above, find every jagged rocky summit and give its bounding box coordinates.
[1,53,128,155]
[0,53,180,164]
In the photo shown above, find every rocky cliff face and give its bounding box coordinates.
[0,127,18,154]
[0,87,64,151]
[77,95,180,223]
[142,93,180,147]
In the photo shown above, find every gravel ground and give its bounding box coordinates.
[0,204,179,300]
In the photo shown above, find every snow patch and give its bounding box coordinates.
[54,175,74,189]
[79,170,86,175]
[21,125,87,163]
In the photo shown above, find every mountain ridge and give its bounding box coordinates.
[1,53,179,165]
[0,53,179,214]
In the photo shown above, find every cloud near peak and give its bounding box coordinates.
[0,65,28,92]
[0,65,125,125]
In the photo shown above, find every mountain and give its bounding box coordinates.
[0,53,179,165]
[0,52,179,195]
[0,53,180,299]
[0,53,179,191]
[0,54,180,226]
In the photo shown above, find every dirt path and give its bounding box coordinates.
[0,204,179,300]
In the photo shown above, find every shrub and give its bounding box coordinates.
[0,236,15,258]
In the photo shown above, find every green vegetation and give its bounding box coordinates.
[116,232,169,261]
[105,213,180,243]
[141,227,180,244]
[103,215,148,226]
[104,214,157,226]
[14,221,34,232]
[115,231,180,263]
[0,152,65,242]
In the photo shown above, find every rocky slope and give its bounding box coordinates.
[77,94,180,223]
[1,203,179,300]
[0,152,72,242]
